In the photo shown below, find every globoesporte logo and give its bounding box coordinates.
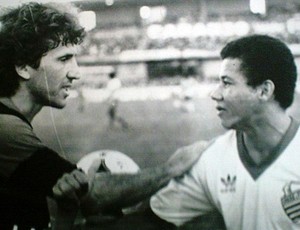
[281,181,300,224]
[220,174,236,193]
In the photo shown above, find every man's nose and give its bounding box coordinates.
[67,70,81,80]
[67,59,81,80]
[210,85,223,101]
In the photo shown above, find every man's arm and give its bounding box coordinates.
[53,141,209,216]
[50,169,89,229]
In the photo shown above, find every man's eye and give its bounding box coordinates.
[59,55,72,62]
[222,81,231,87]
[60,57,69,62]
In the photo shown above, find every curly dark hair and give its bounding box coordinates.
[221,34,297,109]
[0,2,86,97]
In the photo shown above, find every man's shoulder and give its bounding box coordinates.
[0,113,31,131]
[0,113,42,147]
[0,99,32,128]
[199,130,237,161]
[207,130,236,150]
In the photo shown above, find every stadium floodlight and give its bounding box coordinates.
[163,24,177,39]
[147,24,163,39]
[176,22,193,38]
[206,22,222,37]
[287,15,300,34]
[222,22,235,37]
[79,11,96,31]
[140,5,166,23]
[140,6,151,19]
[193,23,207,37]
[105,0,114,6]
[250,0,266,15]
[234,21,250,36]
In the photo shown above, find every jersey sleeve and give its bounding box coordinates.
[0,114,76,197]
[0,114,45,178]
[0,109,78,228]
[150,157,215,227]
[8,147,76,197]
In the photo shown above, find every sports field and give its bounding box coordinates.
[32,86,300,229]
[32,85,227,166]
[33,86,300,166]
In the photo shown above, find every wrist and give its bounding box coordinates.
[80,176,101,216]
[158,163,176,182]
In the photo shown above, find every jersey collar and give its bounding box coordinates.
[237,117,299,180]
[0,98,32,128]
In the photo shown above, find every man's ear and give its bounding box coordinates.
[259,80,275,101]
[15,65,30,80]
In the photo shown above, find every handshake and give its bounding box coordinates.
[51,141,209,228]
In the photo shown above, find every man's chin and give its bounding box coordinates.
[220,120,233,130]
[49,101,67,109]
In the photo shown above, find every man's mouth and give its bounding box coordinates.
[216,106,225,111]
[62,85,72,91]
[216,106,226,115]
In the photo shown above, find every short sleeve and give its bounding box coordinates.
[150,159,215,226]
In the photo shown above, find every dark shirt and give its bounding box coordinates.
[0,98,76,229]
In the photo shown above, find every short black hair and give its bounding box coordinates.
[0,2,86,97]
[221,34,297,109]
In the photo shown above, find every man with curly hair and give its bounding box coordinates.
[0,2,206,229]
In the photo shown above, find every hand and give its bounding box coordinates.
[52,169,89,207]
[165,140,209,177]
[87,158,101,178]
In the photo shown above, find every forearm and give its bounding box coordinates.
[79,140,209,216]
[81,165,173,216]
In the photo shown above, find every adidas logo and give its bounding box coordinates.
[220,174,236,193]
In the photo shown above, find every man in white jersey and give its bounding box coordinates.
[106,70,129,129]
[150,34,300,230]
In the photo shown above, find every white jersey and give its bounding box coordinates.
[107,78,121,92]
[151,119,300,230]
[106,78,122,102]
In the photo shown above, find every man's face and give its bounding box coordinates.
[26,44,80,108]
[211,58,260,130]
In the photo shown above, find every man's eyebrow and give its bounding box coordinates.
[57,53,75,59]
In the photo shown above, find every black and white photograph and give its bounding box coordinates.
[0,0,300,229]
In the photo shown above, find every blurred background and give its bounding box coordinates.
[1,0,300,228]
[21,0,300,165]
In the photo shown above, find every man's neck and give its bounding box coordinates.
[10,92,42,122]
[242,112,291,165]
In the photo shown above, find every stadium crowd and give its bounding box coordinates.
[79,6,300,57]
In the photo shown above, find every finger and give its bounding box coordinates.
[63,173,82,190]
[72,170,89,195]
[53,175,81,200]
[87,158,101,177]
[54,171,89,200]
[52,183,76,199]
[55,180,78,199]
[52,183,78,202]
[52,183,63,197]
[72,169,89,185]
